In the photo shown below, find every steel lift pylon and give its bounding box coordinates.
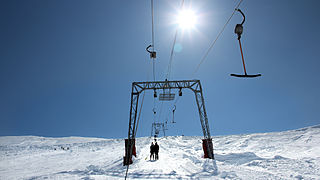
[124,79,214,165]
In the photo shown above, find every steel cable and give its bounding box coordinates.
[192,0,243,76]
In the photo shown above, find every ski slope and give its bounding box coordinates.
[1,125,320,179]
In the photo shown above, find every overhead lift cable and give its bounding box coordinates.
[193,0,243,75]
[145,0,159,138]
[165,0,185,80]
[160,0,185,132]
[125,1,156,178]
[151,0,156,82]
[165,31,178,80]
[146,0,157,82]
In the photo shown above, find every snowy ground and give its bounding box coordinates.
[1,125,320,179]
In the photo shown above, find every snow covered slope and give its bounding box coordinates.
[1,125,320,179]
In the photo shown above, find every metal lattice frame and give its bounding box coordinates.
[125,79,213,164]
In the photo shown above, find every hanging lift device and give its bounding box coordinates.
[230,9,261,78]
[146,45,157,59]
[172,105,176,124]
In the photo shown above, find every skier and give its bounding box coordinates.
[154,142,159,160]
[150,142,155,160]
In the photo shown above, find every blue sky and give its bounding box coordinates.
[1,0,319,138]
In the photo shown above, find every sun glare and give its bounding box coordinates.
[177,9,197,29]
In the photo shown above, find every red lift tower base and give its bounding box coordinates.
[202,138,214,159]
[123,139,136,166]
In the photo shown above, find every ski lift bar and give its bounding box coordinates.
[231,9,261,78]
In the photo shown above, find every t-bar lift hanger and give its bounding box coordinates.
[230,9,261,78]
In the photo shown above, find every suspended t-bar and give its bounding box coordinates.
[172,105,176,123]
[231,9,261,78]
[146,45,156,59]
[124,79,214,165]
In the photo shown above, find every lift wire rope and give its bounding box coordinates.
[157,100,164,124]
[165,31,178,80]
[151,0,162,136]
[165,0,185,81]
[164,95,181,125]
[150,0,159,125]
[151,0,156,82]
[125,4,156,177]
[154,90,179,137]
[134,52,153,138]
[158,88,182,138]
[155,88,180,136]
[155,0,184,136]
[192,0,244,76]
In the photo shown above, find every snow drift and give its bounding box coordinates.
[1,125,320,179]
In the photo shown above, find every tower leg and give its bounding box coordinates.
[124,87,140,166]
[194,81,214,159]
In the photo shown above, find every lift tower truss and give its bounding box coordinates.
[124,79,214,165]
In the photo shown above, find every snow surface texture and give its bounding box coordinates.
[1,125,320,179]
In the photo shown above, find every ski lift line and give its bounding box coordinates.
[159,87,181,127]
[192,0,244,75]
[165,29,178,80]
[153,92,156,119]
[125,164,129,180]
[135,47,155,137]
[151,0,156,81]
[166,91,181,118]
[134,46,150,137]
[157,101,164,123]
[165,0,185,80]
[165,95,180,118]
[146,1,156,82]
[161,0,184,131]
[162,94,180,127]
[134,58,151,137]
[153,59,156,81]
[126,42,153,180]
[151,0,155,52]
[149,0,157,112]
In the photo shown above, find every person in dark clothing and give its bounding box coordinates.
[150,142,155,160]
[154,142,159,160]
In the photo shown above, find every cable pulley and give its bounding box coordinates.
[231,9,261,78]
[234,8,245,40]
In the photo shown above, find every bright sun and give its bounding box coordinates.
[176,9,197,29]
